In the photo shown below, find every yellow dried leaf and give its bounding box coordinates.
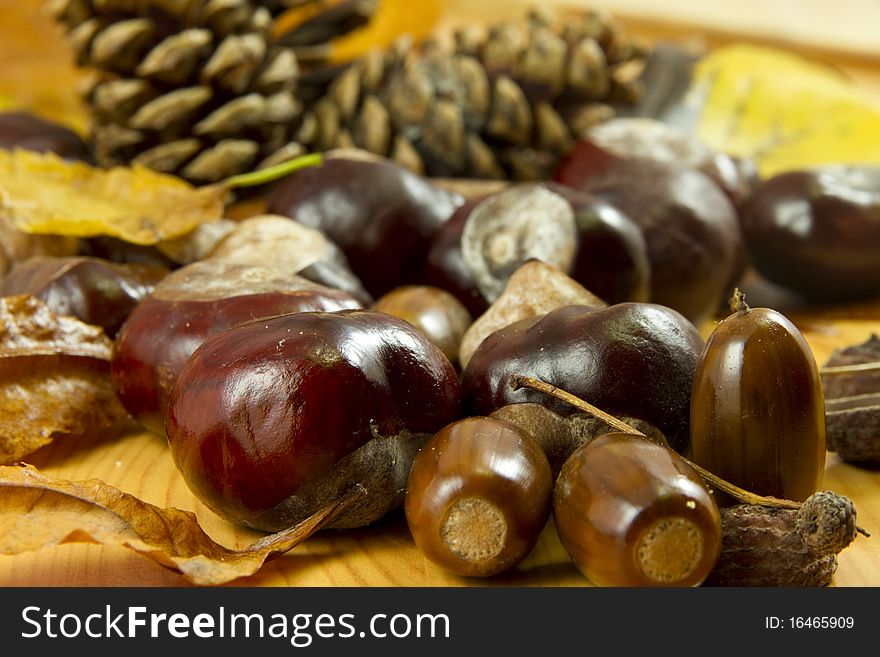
[0,295,126,464]
[691,44,880,177]
[0,149,228,245]
[0,464,366,585]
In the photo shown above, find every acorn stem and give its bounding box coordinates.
[511,374,801,510]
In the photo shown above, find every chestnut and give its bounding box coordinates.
[423,183,650,313]
[166,309,462,531]
[404,416,552,578]
[421,196,491,317]
[584,118,755,206]
[0,255,167,337]
[0,111,93,162]
[111,260,362,434]
[371,285,473,364]
[689,292,826,502]
[461,302,704,453]
[739,167,880,301]
[458,259,605,370]
[555,140,744,324]
[554,432,722,587]
[545,183,651,305]
[266,154,464,297]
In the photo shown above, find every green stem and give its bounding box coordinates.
[223,152,323,190]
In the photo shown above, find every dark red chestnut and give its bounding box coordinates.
[424,183,650,312]
[166,309,462,531]
[0,111,93,162]
[546,183,651,304]
[0,255,167,337]
[111,260,362,435]
[740,167,880,301]
[584,118,755,206]
[421,196,490,317]
[555,140,744,324]
[461,302,704,453]
[266,154,464,297]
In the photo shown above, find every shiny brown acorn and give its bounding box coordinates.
[689,291,826,502]
[404,416,552,577]
[553,432,722,587]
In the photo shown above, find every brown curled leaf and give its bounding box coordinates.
[0,295,126,464]
[0,148,227,245]
[0,464,367,585]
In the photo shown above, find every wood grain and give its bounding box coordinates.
[1,0,880,587]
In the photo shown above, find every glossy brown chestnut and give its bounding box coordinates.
[266,155,463,297]
[461,302,704,453]
[0,111,93,162]
[740,167,880,301]
[371,285,473,364]
[421,197,490,317]
[423,183,650,311]
[555,140,744,324]
[689,294,826,502]
[404,416,552,577]
[0,255,168,336]
[545,183,651,304]
[166,309,462,531]
[111,260,362,434]
[554,432,722,587]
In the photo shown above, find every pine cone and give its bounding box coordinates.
[49,0,377,183]
[297,7,649,180]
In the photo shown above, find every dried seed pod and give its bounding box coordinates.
[404,416,552,577]
[689,291,826,502]
[554,432,722,587]
[372,285,473,365]
[822,334,880,464]
[705,491,859,587]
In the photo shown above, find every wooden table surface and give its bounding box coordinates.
[1,0,879,587]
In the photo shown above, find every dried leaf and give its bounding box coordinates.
[0,295,126,464]
[0,148,227,245]
[0,464,366,585]
[689,44,880,177]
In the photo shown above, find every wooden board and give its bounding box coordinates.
[1,0,880,587]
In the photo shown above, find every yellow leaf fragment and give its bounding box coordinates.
[0,149,228,245]
[691,44,880,177]
[0,464,366,585]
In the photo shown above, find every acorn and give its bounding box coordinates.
[553,432,722,587]
[689,290,826,502]
[404,416,552,577]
